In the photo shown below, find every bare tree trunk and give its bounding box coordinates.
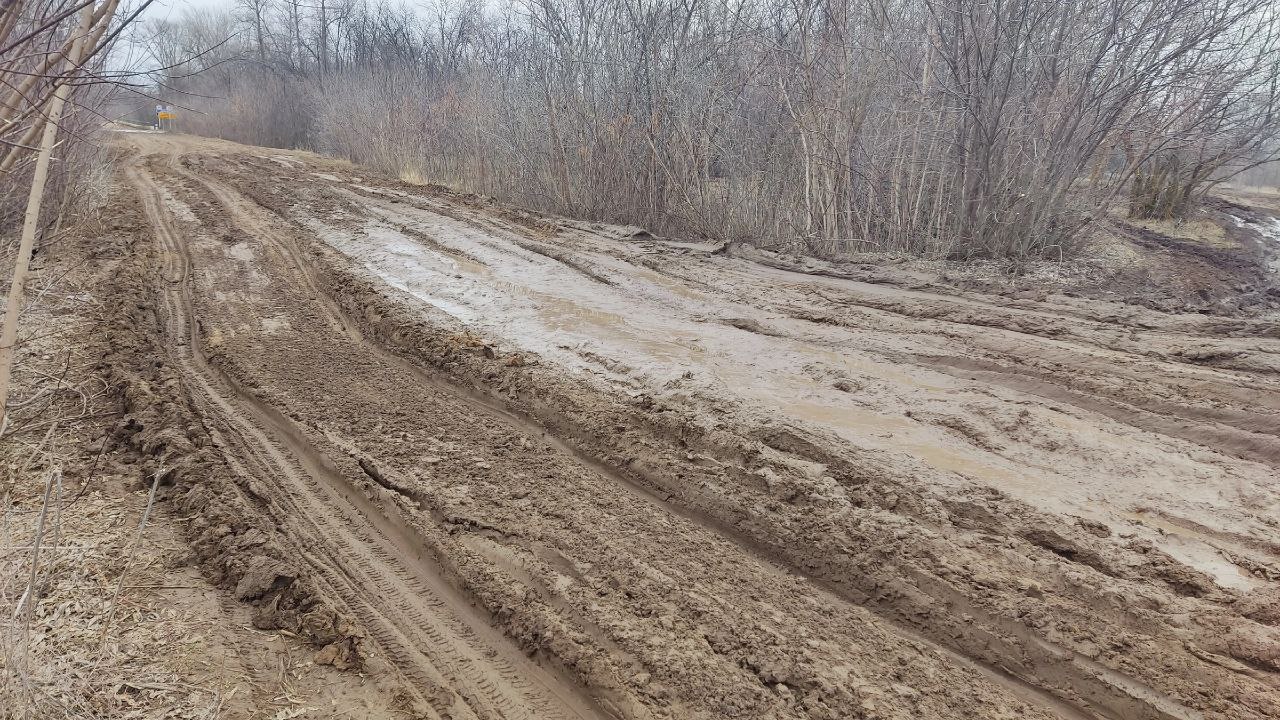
[0,2,95,423]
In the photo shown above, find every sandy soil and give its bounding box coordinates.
[70,132,1280,719]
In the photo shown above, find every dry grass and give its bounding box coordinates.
[1127,216,1234,248]
[0,210,224,718]
[397,167,427,186]
[0,465,222,719]
[1218,181,1280,196]
[1217,183,1280,213]
[1101,202,1236,248]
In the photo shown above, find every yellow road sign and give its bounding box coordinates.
[158,111,175,120]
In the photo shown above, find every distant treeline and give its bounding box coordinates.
[147,0,1280,258]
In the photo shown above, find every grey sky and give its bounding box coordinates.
[111,0,233,73]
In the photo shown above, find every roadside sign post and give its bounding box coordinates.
[155,106,176,130]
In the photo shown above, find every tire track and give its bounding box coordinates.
[179,157,1115,720]
[269,174,1216,720]
[126,158,607,720]
[141,143,1235,720]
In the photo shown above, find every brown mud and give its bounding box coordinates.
[101,133,1280,719]
[1,164,401,719]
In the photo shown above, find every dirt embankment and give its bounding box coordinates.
[92,132,1280,720]
[102,171,366,666]
[0,159,398,718]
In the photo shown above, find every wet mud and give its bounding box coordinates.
[105,133,1280,720]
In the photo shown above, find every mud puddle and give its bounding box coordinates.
[307,211,1028,486]
[303,200,1280,592]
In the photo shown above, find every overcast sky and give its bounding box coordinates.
[111,0,231,75]
[142,0,229,22]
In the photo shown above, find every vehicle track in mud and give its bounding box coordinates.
[282,185,1258,720]
[167,147,1080,717]
[126,139,1081,720]
[155,151,1136,716]
[128,159,606,720]
[164,151,1115,720]
[114,133,1280,720]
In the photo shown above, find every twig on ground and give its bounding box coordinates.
[95,464,163,663]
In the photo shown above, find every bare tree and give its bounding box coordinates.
[0,0,134,425]
[143,0,1280,258]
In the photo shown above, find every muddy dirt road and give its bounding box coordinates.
[109,133,1279,719]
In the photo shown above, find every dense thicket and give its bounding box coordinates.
[148,0,1280,258]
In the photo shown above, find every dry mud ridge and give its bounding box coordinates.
[102,133,1280,720]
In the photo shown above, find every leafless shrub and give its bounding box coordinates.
[1,0,146,422]
[145,0,1280,259]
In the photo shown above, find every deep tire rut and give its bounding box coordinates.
[116,137,1279,720]
[291,171,1211,720]
[198,162,1108,720]
[128,161,607,720]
